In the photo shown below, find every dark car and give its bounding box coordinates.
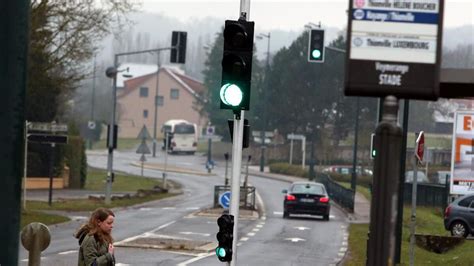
[444,193,474,237]
[282,181,330,220]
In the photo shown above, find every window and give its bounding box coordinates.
[140,87,148,97]
[458,196,474,207]
[291,184,325,195]
[155,95,164,106]
[175,124,195,134]
[170,88,179,99]
[143,109,148,118]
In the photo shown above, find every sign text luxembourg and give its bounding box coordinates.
[345,0,444,100]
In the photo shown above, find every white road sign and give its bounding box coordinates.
[451,111,474,194]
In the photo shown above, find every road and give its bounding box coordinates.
[19,149,349,265]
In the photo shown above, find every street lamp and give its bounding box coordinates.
[256,32,270,172]
[152,53,161,157]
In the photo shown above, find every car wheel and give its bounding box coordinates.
[283,211,289,219]
[450,221,469,238]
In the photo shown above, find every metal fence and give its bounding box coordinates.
[403,182,449,209]
[213,185,256,210]
[315,173,355,212]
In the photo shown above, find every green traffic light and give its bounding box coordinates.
[372,149,376,158]
[220,83,243,107]
[216,247,226,258]
[312,49,321,59]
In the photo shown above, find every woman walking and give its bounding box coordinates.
[75,207,116,265]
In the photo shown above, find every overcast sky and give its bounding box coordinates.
[137,0,473,31]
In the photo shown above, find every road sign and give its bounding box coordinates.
[287,133,305,140]
[28,122,68,133]
[451,111,474,194]
[206,126,215,136]
[137,125,152,140]
[27,134,68,144]
[87,121,96,130]
[345,0,444,100]
[415,131,425,162]
[136,139,151,154]
[219,191,231,209]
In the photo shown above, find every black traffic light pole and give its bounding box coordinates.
[0,1,29,265]
[367,96,403,266]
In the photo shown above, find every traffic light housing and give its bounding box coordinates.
[170,31,187,64]
[220,19,254,112]
[308,29,325,63]
[215,214,234,262]
[370,133,376,159]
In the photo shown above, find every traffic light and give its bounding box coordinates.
[215,214,234,262]
[308,29,325,63]
[220,19,254,111]
[370,133,376,159]
[170,31,187,64]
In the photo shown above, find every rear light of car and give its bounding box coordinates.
[285,194,296,201]
[444,205,451,218]
[319,197,329,203]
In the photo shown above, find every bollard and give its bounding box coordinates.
[21,222,51,266]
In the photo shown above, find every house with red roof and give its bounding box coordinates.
[116,66,208,138]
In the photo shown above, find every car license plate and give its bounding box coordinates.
[300,198,314,203]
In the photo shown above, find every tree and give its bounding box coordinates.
[27,0,137,122]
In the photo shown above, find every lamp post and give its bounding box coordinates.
[256,32,270,172]
[105,47,172,204]
[351,97,360,191]
[152,53,161,157]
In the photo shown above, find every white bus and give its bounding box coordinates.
[161,119,197,154]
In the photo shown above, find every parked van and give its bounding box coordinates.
[161,119,197,154]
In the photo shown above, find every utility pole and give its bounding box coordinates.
[0,1,29,264]
[256,32,270,172]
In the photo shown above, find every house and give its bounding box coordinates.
[116,65,208,139]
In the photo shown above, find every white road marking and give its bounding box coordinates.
[256,224,263,228]
[237,242,243,246]
[285,238,306,243]
[240,237,249,241]
[162,207,176,210]
[294,226,310,231]
[115,220,176,245]
[186,207,200,210]
[70,216,87,220]
[340,225,347,229]
[252,228,260,232]
[342,241,348,246]
[273,211,283,215]
[338,252,345,257]
[177,252,214,266]
[340,247,348,252]
[116,264,131,266]
[58,250,77,255]
[179,232,211,237]
[247,232,256,236]
[139,207,152,211]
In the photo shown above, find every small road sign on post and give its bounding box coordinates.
[415,131,425,162]
[219,191,231,209]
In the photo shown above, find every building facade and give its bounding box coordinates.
[117,67,207,139]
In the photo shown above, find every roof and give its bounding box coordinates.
[118,67,204,100]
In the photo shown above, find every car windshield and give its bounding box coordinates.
[175,124,195,134]
[291,184,325,195]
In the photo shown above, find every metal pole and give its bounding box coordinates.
[152,53,161,157]
[395,99,409,264]
[351,97,360,191]
[224,153,229,186]
[208,137,212,173]
[229,112,244,266]
[289,138,293,165]
[259,32,270,172]
[309,133,315,180]
[105,55,118,205]
[302,137,306,169]
[48,143,55,206]
[88,56,96,149]
[367,96,402,266]
[0,1,29,263]
[409,146,419,266]
[163,131,169,189]
[23,121,29,210]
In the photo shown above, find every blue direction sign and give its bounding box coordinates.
[219,191,231,209]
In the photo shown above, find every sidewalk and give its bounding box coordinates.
[248,165,371,223]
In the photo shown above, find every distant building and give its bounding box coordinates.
[116,65,208,139]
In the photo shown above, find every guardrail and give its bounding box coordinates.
[315,173,355,212]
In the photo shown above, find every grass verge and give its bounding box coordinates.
[91,138,142,151]
[345,206,474,265]
[20,210,70,229]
